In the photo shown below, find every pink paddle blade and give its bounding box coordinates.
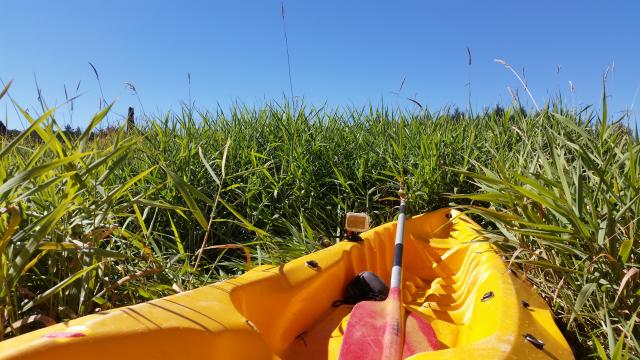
[338,293,402,360]
[338,289,439,360]
[402,311,440,358]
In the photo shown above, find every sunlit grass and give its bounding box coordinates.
[455,89,639,358]
[0,78,637,357]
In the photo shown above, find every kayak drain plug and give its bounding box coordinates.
[305,260,320,270]
[481,291,495,302]
[523,333,544,349]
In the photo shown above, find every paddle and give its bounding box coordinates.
[338,189,439,360]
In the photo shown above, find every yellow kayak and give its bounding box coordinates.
[0,209,573,359]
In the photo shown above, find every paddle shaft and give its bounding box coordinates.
[389,197,407,290]
[379,195,408,360]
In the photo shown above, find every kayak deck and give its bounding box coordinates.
[0,209,573,359]
[283,217,570,359]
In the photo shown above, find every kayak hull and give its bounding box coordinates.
[0,209,574,359]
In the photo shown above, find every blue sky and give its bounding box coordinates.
[1,0,638,129]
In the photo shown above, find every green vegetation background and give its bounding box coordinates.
[0,80,638,358]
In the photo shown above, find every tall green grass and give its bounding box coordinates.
[455,93,639,358]
[1,79,638,357]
